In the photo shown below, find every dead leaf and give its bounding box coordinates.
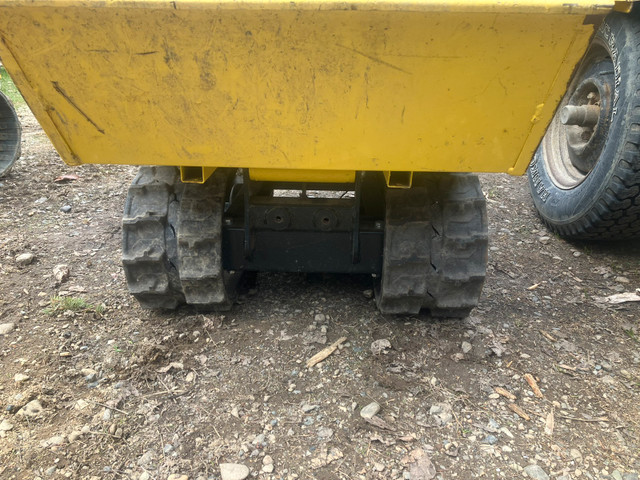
[601,291,640,304]
[364,415,397,431]
[54,174,80,183]
[545,410,555,436]
[157,362,184,373]
[404,448,436,480]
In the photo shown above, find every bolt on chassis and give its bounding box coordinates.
[1,0,639,316]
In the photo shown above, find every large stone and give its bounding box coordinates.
[524,464,549,480]
[15,252,35,266]
[219,463,250,480]
[360,402,381,419]
[0,323,15,335]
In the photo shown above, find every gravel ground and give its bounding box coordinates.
[0,108,639,480]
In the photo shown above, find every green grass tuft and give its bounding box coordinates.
[0,66,26,107]
[44,296,105,316]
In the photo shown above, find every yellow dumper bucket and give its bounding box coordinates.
[0,0,614,177]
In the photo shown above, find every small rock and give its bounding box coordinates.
[219,463,250,480]
[374,463,385,472]
[167,475,188,480]
[429,403,453,426]
[538,236,550,245]
[164,444,174,454]
[15,252,35,266]
[60,205,72,213]
[611,471,624,480]
[0,419,14,431]
[262,456,273,466]
[363,289,374,299]
[139,473,150,480]
[461,341,472,354]
[360,402,381,419]
[53,264,70,283]
[68,431,83,442]
[262,464,274,474]
[74,399,89,410]
[623,474,639,480]
[0,322,16,335]
[18,399,44,417]
[371,339,392,355]
[524,464,550,480]
[14,373,29,383]
[45,466,57,476]
[137,450,155,467]
[482,435,498,445]
[40,435,65,448]
[317,427,334,440]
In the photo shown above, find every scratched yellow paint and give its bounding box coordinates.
[0,0,612,177]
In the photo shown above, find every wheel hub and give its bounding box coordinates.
[542,54,615,189]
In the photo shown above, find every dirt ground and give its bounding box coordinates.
[0,108,639,480]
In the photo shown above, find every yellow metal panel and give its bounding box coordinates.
[0,1,611,175]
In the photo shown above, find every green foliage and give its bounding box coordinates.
[0,66,25,107]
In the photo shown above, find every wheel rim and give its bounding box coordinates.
[542,46,615,190]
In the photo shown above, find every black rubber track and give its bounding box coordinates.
[0,90,21,177]
[177,170,237,310]
[122,166,184,309]
[528,12,640,239]
[376,173,488,318]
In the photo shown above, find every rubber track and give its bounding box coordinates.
[122,167,184,309]
[376,174,488,318]
[177,171,234,310]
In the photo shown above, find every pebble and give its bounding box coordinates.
[0,322,16,335]
[482,435,498,445]
[371,339,392,355]
[317,427,334,439]
[68,431,83,442]
[14,373,30,383]
[429,403,453,426]
[363,289,374,299]
[0,419,14,431]
[263,456,273,466]
[15,252,35,266]
[45,466,57,476]
[40,435,65,448]
[219,463,250,480]
[18,399,44,417]
[461,341,472,354]
[60,205,72,213]
[137,450,155,466]
[524,464,549,480]
[53,264,70,283]
[167,475,188,480]
[262,464,274,474]
[538,236,550,245]
[139,473,150,480]
[623,474,639,480]
[360,402,381,419]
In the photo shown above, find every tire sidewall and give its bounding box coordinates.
[528,13,637,229]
